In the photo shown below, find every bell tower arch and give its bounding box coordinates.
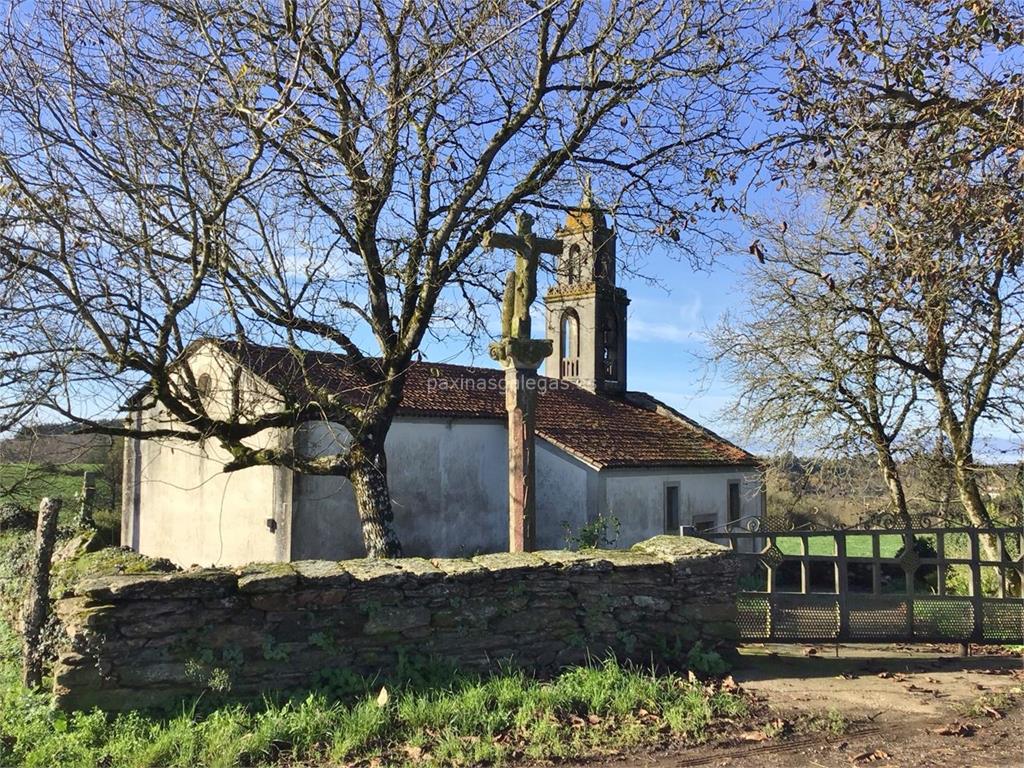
[545,184,629,395]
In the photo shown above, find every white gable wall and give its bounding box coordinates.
[123,343,294,567]
[127,411,291,567]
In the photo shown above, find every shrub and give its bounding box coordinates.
[0,503,34,532]
[562,514,622,550]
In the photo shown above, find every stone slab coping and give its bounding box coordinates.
[70,535,728,601]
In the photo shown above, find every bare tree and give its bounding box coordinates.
[0,0,776,556]
[711,207,919,524]
[757,0,1024,551]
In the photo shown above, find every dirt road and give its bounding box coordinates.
[588,644,1024,768]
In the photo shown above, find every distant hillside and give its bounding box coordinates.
[766,452,1023,528]
[0,421,121,464]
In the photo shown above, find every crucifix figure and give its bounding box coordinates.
[485,212,561,553]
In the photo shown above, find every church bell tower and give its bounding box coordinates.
[545,185,629,395]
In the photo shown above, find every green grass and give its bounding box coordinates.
[0,462,112,513]
[774,534,904,558]
[0,655,746,768]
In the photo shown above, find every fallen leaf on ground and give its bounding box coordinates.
[981,706,1003,719]
[721,675,741,692]
[587,714,602,725]
[739,730,769,742]
[851,748,891,762]
[401,745,426,762]
[932,721,977,737]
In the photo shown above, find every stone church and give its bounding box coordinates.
[122,198,763,567]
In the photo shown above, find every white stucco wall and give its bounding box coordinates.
[123,344,292,567]
[128,415,289,567]
[603,468,764,548]
[291,417,593,559]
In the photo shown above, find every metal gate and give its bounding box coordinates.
[702,526,1024,644]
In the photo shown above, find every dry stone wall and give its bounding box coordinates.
[53,536,741,711]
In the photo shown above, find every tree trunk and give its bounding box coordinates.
[949,457,1002,564]
[21,497,61,689]
[350,448,402,558]
[932,387,1000,561]
[876,452,911,527]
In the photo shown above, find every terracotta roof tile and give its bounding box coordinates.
[218,341,758,470]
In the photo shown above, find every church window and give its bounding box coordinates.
[566,244,581,284]
[197,373,212,399]
[601,311,618,381]
[560,310,579,378]
[561,311,579,359]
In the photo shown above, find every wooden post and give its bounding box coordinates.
[78,470,97,528]
[21,497,62,689]
[968,529,984,644]
[836,534,849,642]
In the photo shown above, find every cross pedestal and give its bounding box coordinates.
[490,337,553,553]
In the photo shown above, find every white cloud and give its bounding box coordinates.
[628,318,700,343]
[627,294,704,344]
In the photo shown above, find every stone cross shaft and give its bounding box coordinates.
[485,213,558,553]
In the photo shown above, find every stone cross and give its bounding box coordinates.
[485,212,561,553]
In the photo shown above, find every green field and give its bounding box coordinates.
[0,463,113,511]
[774,534,905,558]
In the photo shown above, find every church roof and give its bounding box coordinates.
[216,341,758,470]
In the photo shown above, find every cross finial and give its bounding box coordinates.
[581,174,595,206]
